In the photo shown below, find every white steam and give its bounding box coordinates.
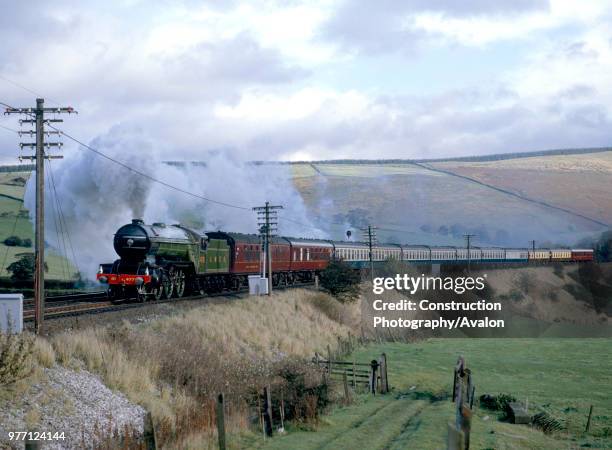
[24,126,323,280]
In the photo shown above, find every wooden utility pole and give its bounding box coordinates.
[362,225,377,282]
[253,202,282,295]
[4,99,75,334]
[463,234,476,273]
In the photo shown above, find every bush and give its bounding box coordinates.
[3,236,22,247]
[479,393,517,416]
[319,259,361,303]
[6,253,48,282]
[0,330,35,384]
[273,358,330,423]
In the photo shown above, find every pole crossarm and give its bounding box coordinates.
[253,202,283,295]
[4,98,76,334]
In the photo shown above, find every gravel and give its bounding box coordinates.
[0,367,146,449]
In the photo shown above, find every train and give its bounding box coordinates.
[97,219,595,301]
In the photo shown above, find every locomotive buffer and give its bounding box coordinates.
[4,98,77,334]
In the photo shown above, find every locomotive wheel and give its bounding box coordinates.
[151,283,163,301]
[174,270,186,298]
[136,285,147,303]
[162,273,174,299]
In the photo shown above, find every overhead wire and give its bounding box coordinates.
[47,159,80,278]
[45,164,69,281]
[0,123,19,134]
[2,95,423,238]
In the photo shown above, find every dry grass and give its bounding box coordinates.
[44,289,358,447]
[0,330,35,384]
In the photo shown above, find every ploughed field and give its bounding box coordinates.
[241,338,612,450]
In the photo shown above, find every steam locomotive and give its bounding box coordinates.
[97,219,594,301]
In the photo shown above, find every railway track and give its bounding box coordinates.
[23,291,109,309]
[22,282,314,322]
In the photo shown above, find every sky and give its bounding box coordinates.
[1,0,612,162]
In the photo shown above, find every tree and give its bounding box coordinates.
[3,236,22,247]
[319,259,361,303]
[6,253,47,282]
[595,230,612,262]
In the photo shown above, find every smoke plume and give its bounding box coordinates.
[24,125,323,280]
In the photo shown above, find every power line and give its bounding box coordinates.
[52,127,251,211]
[0,73,63,106]
[0,123,19,134]
[48,159,80,278]
[4,98,76,335]
[46,166,68,281]
[3,97,439,240]
[2,99,251,211]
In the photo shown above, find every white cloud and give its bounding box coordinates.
[0,0,611,166]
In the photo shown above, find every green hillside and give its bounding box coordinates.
[290,151,612,247]
[0,170,77,281]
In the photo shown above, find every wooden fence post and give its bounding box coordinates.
[461,404,472,450]
[585,405,594,432]
[343,369,351,405]
[263,386,273,437]
[279,389,285,431]
[455,377,463,431]
[379,353,389,393]
[352,358,357,388]
[327,344,332,375]
[369,359,379,394]
[448,356,471,450]
[143,411,157,450]
[24,438,40,450]
[447,422,465,450]
[216,394,226,450]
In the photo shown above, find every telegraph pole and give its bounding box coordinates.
[4,99,76,334]
[464,234,476,273]
[362,225,377,282]
[253,202,283,296]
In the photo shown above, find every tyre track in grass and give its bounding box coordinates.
[315,398,428,450]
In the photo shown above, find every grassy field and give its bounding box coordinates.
[242,338,612,450]
[289,152,611,246]
[429,150,612,226]
[0,170,76,281]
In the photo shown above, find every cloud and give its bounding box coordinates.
[0,0,611,167]
[321,0,550,54]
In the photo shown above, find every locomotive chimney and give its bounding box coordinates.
[132,218,145,225]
